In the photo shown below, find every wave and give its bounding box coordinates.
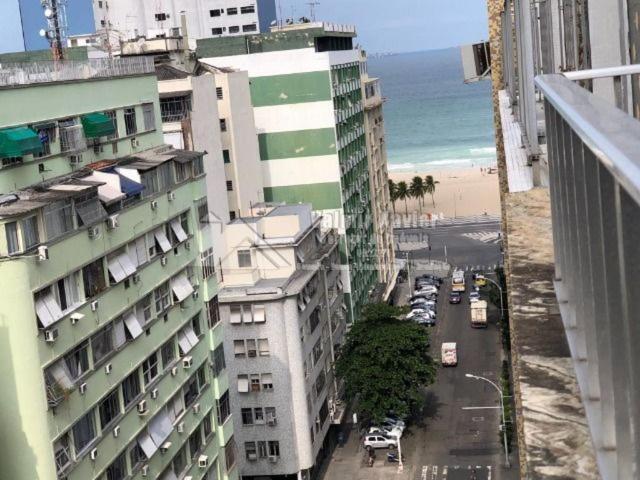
[388,157,496,171]
[469,147,497,155]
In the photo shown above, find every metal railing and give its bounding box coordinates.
[0,57,155,88]
[536,71,640,480]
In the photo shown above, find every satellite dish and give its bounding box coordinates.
[39,29,48,37]
[44,7,53,18]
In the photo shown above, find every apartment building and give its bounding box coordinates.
[92,0,277,46]
[197,22,379,323]
[360,53,395,295]
[0,58,236,480]
[218,204,346,480]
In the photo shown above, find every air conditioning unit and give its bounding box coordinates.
[182,356,193,369]
[88,225,100,238]
[185,240,191,250]
[267,415,277,426]
[192,290,199,300]
[79,383,88,394]
[89,448,98,461]
[131,138,139,148]
[44,329,58,343]
[177,421,185,433]
[193,402,200,414]
[37,245,49,261]
[167,191,176,201]
[160,441,172,453]
[268,455,278,463]
[70,312,84,325]
[150,200,158,210]
[133,273,141,284]
[105,363,112,374]
[106,215,119,230]
[91,300,99,311]
[197,455,209,468]
[160,256,167,266]
[171,366,178,376]
[137,400,148,415]
[151,388,159,399]
[247,453,258,461]
[113,425,120,437]
[141,465,149,477]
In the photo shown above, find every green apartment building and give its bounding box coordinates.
[197,23,378,322]
[0,58,236,480]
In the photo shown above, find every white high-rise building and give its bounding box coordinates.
[92,0,277,47]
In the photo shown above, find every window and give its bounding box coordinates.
[242,24,257,32]
[207,296,220,329]
[254,305,266,323]
[246,339,257,357]
[172,445,188,475]
[229,25,240,33]
[313,338,323,365]
[161,338,176,368]
[226,180,233,191]
[241,408,253,425]
[250,374,260,392]
[156,162,173,191]
[129,444,146,472]
[309,308,321,333]
[175,160,190,183]
[268,441,280,457]
[245,441,257,459]
[142,103,156,131]
[189,428,203,459]
[122,370,141,407]
[91,323,118,364]
[54,434,71,476]
[183,375,200,408]
[137,295,153,324]
[216,87,224,100]
[234,340,246,358]
[222,149,231,163]
[197,364,207,389]
[201,247,216,279]
[220,118,227,132]
[82,259,106,299]
[241,5,256,14]
[265,406,276,424]
[105,110,118,139]
[72,410,96,453]
[22,216,39,250]
[261,373,273,390]
[64,341,90,381]
[124,107,137,135]
[203,412,213,439]
[99,389,121,429]
[230,305,242,324]
[229,211,236,220]
[43,200,74,240]
[107,248,137,284]
[258,338,269,356]
[167,392,184,423]
[212,343,226,376]
[314,370,326,397]
[227,7,238,14]
[224,437,237,471]
[160,95,191,122]
[210,9,222,16]
[142,352,159,386]
[5,222,19,254]
[155,12,167,21]
[154,282,171,314]
[237,249,251,267]
[257,441,268,458]
[212,27,224,35]
[216,390,231,424]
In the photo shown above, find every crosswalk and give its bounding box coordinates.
[418,465,492,480]
[393,215,501,229]
[460,231,502,244]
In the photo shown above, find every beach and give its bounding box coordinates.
[388,168,501,218]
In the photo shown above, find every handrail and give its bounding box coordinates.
[535,73,640,207]
[562,64,640,81]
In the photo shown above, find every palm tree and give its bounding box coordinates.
[388,179,398,214]
[409,176,425,213]
[424,175,439,207]
[396,181,410,215]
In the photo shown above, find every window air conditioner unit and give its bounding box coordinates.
[106,215,119,230]
[150,200,158,210]
[198,455,208,468]
[105,363,113,374]
[79,383,88,394]
[269,455,278,463]
[91,300,99,311]
[137,400,148,415]
[171,366,179,376]
[141,465,149,477]
[113,425,120,437]
[193,402,200,414]
[182,356,193,369]
[267,415,277,426]
[177,421,185,433]
[160,441,172,453]
[70,312,84,325]
[247,453,258,461]
[131,138,139,148]
[44,329,58,343]
[37,245,49,261]
[133,273,141,284]
[88,225,100,238]
[192,290,199,300]
[151,388,159,399]
[90,448,98,461]
[161,256,168,266]
[167,191,176,201]
[185,240,191,250]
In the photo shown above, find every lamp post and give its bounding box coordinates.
[397,435,403,472]
[483,275,504,320]
[465,373,510,468]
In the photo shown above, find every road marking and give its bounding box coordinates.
[421,465,428,480]
[431,465,438,480]
[488,466,492,480]
[461,231,501,244]
[442,465,448,480]
[472,416,485,422]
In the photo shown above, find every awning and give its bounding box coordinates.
[49,360,74,390]
[170,274,194,302]
[117,174,145,197]
[35,292,64,328]
[177,325,198,354]
[137,431,159,458]
[83,172,126,204]
[113,319,127,348]
[75,197,108,226]
[170,219,188,243]
[107,252,137,283]
[81,112,116,138]
[253,305,266,323]
[230,307,242,324]
[154,228,172,253]
[148,411,173,446]
[0,127,42,157]
[123,311,143,339]
[238,377,249,393]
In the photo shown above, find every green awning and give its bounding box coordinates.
[81,112,115,138]
[0,127,42,158]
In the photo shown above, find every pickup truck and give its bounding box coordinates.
[470,300,488,328]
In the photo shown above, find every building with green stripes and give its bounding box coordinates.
[197,23,379,324]
[0,58,237,480]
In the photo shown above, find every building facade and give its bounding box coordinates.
[197,23,379,323]
[92,0,277,47]
[218,204,346,480]
[0,58,236,480]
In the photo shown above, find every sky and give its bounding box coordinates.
[0,0,489,55]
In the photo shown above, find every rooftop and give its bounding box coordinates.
[155,63,190,81]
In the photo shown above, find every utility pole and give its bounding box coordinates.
[484,274,504,319]
[306,1,320,21]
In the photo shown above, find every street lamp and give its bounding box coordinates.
[397,435,404,472]
[482,275,504,320]
[465,373,511,468]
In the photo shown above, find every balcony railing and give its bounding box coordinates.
[0,57,155,88]
[535,70,640,480]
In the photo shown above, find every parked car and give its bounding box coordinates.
[364,434,397,450]
[406,308,435,320]
[415,286,438,295]
[415,279,439,289]
[368,426,403,439]
[384,417,406,429]
[411,294,437,302]
[449,292,462,304]
[469,291,481,303]
[417,274,443,285]
[410,298,436,308]
[378,420,405,432]
[413,315,436,326]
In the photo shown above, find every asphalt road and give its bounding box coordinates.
[394,221,519,480]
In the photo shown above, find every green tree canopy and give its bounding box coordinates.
[409,176,425,213]
[388,179,398,214]
[335,303,437,423]
[424,175,439,207]
[396,181,410,215]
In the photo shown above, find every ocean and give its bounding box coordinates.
[367,48,496,172]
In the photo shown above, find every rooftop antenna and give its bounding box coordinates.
[277,0,283,28]
[40,0,68,60]
[306,1,320,21]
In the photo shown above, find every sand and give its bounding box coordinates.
[388,168,501,218]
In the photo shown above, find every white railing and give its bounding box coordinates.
[0,57,155,88]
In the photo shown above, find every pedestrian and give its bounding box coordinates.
[337,431,345,448]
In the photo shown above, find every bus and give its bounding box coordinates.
[451,270,466,292]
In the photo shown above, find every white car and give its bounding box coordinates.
[469,292,481,303]
[406,309,435,320]
[415,285,438,294]
[381,418,406,430]
[364,434,397,450]
[368,426,403,439]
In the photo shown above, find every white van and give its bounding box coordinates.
[441,342,458,366]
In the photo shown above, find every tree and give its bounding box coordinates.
[424,175,439,208]
[388,179,398,214]
[396,181,410,215]
[335,303,437,423]
[409,176,425,213]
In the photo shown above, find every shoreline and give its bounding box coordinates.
[388,167,501,218]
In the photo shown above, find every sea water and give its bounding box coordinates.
[368,48,496,172]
